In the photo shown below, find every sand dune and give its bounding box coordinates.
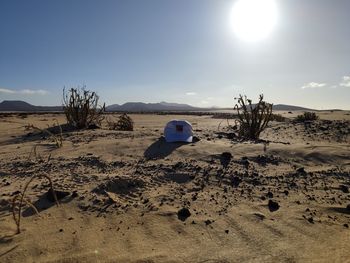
[0,112,349,262]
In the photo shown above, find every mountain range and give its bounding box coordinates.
[0,100,321,112]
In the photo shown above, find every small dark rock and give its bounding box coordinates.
[11,190,21,196]
[339,185,349,193]
[240,157,249,167]
[307,217,314,224]
[231,177,241,187]
[177,208,191,221]
[266,191,274,198]
[221,152,232,160]
[346,204,350,211]
[268,200,280,212]
[344,224,349,228]
[204,219,212,226]
[71,191,78,198]
[225,230,229,234]
[296,167,306,174]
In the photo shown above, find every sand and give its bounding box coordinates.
[0,112,350,262]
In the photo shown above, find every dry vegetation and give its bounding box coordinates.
[63,87,105,129]
[12,174,59,234]
[234,94,273,140]
[295,111,319,122]
[24,119,63,148]
[107,113,134,131]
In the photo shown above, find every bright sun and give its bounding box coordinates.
[230,0,278,42]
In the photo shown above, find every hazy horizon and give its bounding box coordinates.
[1,0,350,110]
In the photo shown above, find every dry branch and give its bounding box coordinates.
[12,174,59,234]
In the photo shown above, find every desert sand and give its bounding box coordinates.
[0,111,350,262]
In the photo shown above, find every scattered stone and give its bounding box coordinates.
[283,190,289,196]
[231,177,241,187]
[266,191,274,198]
[307,217,314,224]
[177,208,191,221]
[346,204,350,211]
[225,230,229,234]
[339,185,349,193]
[204,219,212,226]
[221,152,232,160]
[59,229,64,232]
[11,190,21,196]
[71,191,78,198]
[296,167,306,174]
[268,200,280,212]
[344,224,349,228]
[240,157,249,167]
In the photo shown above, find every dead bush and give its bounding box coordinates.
[63,87,105,129]
[107,113,134,131]
[295,112,319,122]
[234,94,273,140]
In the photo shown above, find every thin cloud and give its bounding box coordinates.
[0,87,48,95]
[185,92,197,96]
[0,88,16,94]
[340,76,350,87]
[301,82,327,89]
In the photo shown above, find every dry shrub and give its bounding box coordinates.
[270,114,288,122]
[107,113,134,131]
[234,94,273,140]
[63,87,105,129]
[25,119,63,148]
[295,112,319,122]
[12,174,59,234]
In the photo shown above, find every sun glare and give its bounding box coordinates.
[230,0,278,42]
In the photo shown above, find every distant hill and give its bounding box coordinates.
[272,104,314,111]
[106,101,201,112]
[0,100,326,112]
[0,100,62,112]
[220,104,315,112]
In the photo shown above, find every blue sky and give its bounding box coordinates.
[0,0,349,109]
